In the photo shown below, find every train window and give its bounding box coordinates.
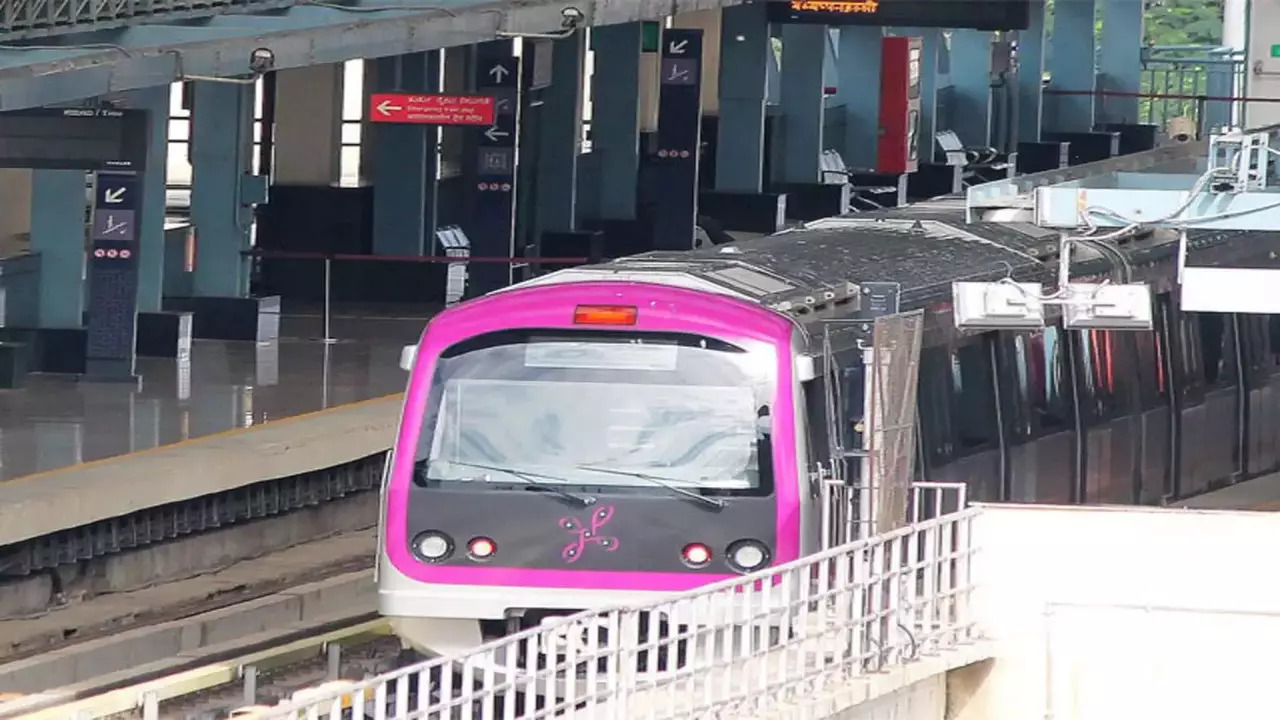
[1026,326,1073,432]
[950,341,998,449]
[1132,326,1167,408]
[1194,312,1237,387]
[1270,316,1280,365]
[1003,334,1033,438]
[1239,315,1272,374]
[802,377,831,467]
[1173,308,1205,398]
[917,346,954,462]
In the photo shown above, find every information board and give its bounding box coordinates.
[85,171,141,379]
[0,108,148,171]
[765,0,1031,30]
[367,93,497,126]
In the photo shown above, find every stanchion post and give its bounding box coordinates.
[322,256,336,345]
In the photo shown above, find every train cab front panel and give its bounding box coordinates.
[378,280,805,634]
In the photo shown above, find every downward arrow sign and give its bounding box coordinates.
[103,187,126,204]
[484,126,510,142]
[668,39,689,54]
[376,100,402,116]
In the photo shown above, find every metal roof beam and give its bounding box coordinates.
[0,0,739,110]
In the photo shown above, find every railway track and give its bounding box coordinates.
[3,618,405,719]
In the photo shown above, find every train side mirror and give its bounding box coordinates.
[399,344,417,372]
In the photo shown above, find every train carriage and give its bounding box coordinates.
[378,195,1280,659]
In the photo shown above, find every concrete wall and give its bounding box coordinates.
[955,504,1280,719]
[834,674,945,720]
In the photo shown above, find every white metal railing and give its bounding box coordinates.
[820,479,968,549]
[255,483,978,720]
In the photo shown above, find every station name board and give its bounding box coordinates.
[765,0,1030,30]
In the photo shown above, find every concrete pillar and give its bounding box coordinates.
[273,63,344,186]
[1018,1,1048,142]
[777,24,827,183]
[190,80,253,298]
[121,84,171,313]
[369,52,439,256]
[0,169,32,249]
[716,3,770,193]
[1047,0,1097,131]
[835,25,883,170]
[1097,0,1144,124]
[950,31,994,148]
[915,30,942,160]
[535,33,586,237]
[30,170,86,328]
[590,23,643,220]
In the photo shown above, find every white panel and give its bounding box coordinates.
[1181,266,1280,313]
[1245,0,1280,127]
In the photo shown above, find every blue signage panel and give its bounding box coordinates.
[85,171,141,380]
[653,28,704,252]
[461,51,522,298]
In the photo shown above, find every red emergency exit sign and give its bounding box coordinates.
[368,93,497,126]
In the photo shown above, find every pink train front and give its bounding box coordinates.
[376,255,833,657]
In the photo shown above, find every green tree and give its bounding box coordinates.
[1144,0,1224,46]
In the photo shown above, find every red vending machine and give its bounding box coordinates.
[876,35,923,174]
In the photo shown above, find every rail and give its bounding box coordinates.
[256,482,976,720]
[10,619,394,720]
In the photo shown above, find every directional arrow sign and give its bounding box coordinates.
[103,187,127,204]
[367,93,496,126]
[374,99,403,116]
[668,39,689,54]
[483,126,510,142]
[488,64,510,82]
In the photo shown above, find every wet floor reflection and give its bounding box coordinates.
[0,314,427,482]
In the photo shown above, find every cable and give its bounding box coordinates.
[295,0,457,15]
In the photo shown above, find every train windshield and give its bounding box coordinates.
[416,329,776,494]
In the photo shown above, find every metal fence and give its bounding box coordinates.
[256,483,977,720]
[1136,45,1245,137]
[868,311,925,536]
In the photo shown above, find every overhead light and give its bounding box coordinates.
[1062,283,1154,330]
[952,281,1046,331]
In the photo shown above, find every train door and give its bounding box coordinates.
[1132,296,1174,505]
[1170,306,1244,497]
[997,326,1076,504]
[1072,329,1143,504]
[1239,314,1280,476]
[934,335,1003,503]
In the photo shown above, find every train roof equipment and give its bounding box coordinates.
[966,123,1280,318]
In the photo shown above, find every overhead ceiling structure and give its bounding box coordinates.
[0,0,737,110]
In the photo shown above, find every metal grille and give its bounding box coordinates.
[867,310,925,535]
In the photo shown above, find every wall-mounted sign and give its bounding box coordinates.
[765,0,1030,30]
[0,108,148,171]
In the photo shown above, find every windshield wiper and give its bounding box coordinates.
[574,465,726,510]
[416,459,595,508]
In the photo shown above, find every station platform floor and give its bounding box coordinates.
[0,309,426,483]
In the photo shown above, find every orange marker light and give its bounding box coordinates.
[573,305,638,326]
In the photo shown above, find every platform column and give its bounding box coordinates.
[950,31,994,149]
[1097,0,1143,124]
[370,52,439,256]
[1018,0,1048,142]
[1047,0,1098,131]
[716,3,770,192]
[835,25,883,170]
[776,24,827,183]
[190,81,253,297]
[119,84,170,313]
[533,34,585,237]
[273,63,344,186]
[30,169,86,327]
[0,169,31,246]
[590,23,643,219]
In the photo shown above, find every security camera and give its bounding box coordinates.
[560,6,585,29]
[248,47,275,75]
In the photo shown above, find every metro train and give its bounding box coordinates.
[377,196,1280,657]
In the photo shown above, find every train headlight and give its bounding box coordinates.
[681,543,712,568]
[727,540,770,573]
[468,536,497,560]
[413,531,453,562]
